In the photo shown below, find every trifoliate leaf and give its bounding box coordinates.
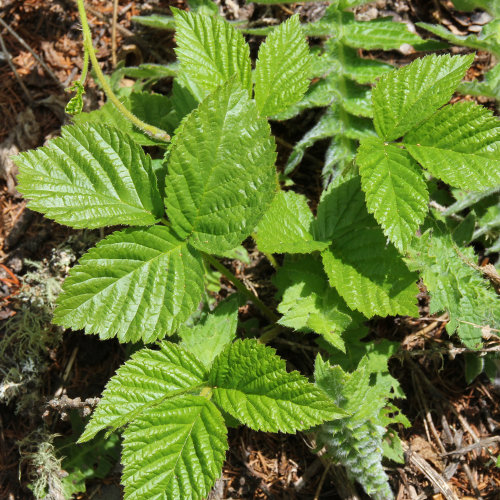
[372,53,474,141]
[255,191,328,254]
[178,295,239,368]
[357,138,428,252]
[254,15,312,116]
[165,80,277,254]
[274,256,355,351]
[210,339,342,432]
[122,396,227,500]
[15,124,163,228]
[404,102,500,190]
[54,226,205,343]
[314,176,419,318]
[79,342,208,442]
[173,9,252,99]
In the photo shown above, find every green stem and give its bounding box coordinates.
[258,325,285,344]
[76,0,170,142]
[202,253,278,324]
[79,46,89,85]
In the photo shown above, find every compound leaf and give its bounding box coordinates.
[404,102,500,190]
[314,176,419,318]
[255,191,328,254]
[173,9,252,98]
[254,15,312,116]
[357,138,428,252]
[122,396,227,500]
[54,226,205,343]
[79,342,208,443]
[210,339,342,432]
[372,53,474,141]
[178,295,239,368]
[15,124,163,228]
[165,80,277,254]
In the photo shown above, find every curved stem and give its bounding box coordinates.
[76,0,170,142]
[202,253,278,324]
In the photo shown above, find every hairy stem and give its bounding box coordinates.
[202,253,278,324]
[76,0,170,142]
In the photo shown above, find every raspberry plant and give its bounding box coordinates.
[14,3,500,499]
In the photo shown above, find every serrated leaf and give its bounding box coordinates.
[417,22,500,56]
[274,256,354,351]
[404,102,500,190]
[165,80,277,253]
[337,45,393,84]
[254,15,312,116]
[15,124,163,228]
[342,80,373,117]
[173,9,252,99]
[79,342,208,442]
[314,176,419,318]
[342,15,425,50]
[357,138,428,252]
[255,191,328,254]
[122,396,227,500]
[178,295,239,367]
[407,228,500,348]
[444,186,500,215]
[54,226,205,342]
[372,53,474,141]
[73,93,178,146]
[210,339,342,432]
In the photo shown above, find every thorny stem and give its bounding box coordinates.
[202,253,278,325]
[76,0,170,142]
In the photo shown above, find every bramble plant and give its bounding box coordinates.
[13,3,500,499]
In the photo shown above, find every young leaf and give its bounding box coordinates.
[178,295,239,367]
[173,9,252,98]
[54,226,205,343]
[15,124,163,228]
[274,256,355,351]
[357,138,428,252]
[255,191,328,254]
[209,339,342,432]
[404,102,500,190]
[122,396,227,500]
[165,80,277,254]
[254,15,312,116]
[372,53,474,140]
[314,176,419,318]
[79,342,208,443]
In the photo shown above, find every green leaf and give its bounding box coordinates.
[210,339,342,432]
[407,228,500,348]
[173,9,252,99]
[314,176,419,318]
[165,80,277,254]
[417,22,500,57]
[458,63,500,100]
[336,45,393,84]
[54,226,205,342]
[65,81,85,115]
[357,138,428,252]
[254,15,312,116]
[342,15,425,51]
[132,14,176,30]
[122,396,227,500]
[274,256,355,351]
[15,124,163,228]
[372,53,474,141]
[341,80,373,118]
[404,102,500,190]
[255,191,328,254]
[178,295,239,367]
[79,342,208,442]
[73,93,178,146]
